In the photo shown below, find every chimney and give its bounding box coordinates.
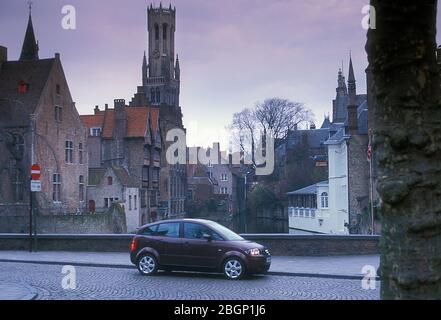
[0,46,7,66]
[55,52,60,60]
[310,123,316,130]
[347,104,358,134]
[94,105,100,114]
[105,103,109,110]
[113,99,127,138]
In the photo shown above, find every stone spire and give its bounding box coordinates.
[348,54,357,105]
[20,3,39,61]
[336,68,347,96]
[347,54,358,133]
[142,51,148,85]
[175,54,180,80]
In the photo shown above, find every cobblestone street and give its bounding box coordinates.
[0,262,380,300]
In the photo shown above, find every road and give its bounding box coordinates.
[0,261,380,300]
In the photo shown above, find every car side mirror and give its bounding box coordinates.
[202,233,212,241]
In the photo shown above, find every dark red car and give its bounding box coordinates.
[130,219,271,280]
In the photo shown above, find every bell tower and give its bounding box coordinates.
[142,3,180,107]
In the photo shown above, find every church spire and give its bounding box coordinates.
[336,68,347,97]
[348,54,357,104]
[142,51,148,86]
[20,2,39,61]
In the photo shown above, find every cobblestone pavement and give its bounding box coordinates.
[0,262,380,300]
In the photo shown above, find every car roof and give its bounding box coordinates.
[139,218,215,229]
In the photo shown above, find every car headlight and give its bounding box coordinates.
[246,248,261,256]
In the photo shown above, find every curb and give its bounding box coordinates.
[0,259,380,281]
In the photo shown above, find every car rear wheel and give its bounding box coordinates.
[137,254,158,276]
[223,257,246,280]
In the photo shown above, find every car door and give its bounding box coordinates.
[181,222,225,269]
[155,222,183,266]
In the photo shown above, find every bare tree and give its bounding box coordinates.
[367,0,441,299]
[254,98,313,148]
[229,108,257,164]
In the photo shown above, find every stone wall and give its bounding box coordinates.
[0,233,380,256]
[0,204,127,234]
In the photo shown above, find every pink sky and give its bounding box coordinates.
[2,0,440,147]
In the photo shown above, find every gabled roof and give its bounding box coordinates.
[88,166,137,188]
[287,181,328,195]
[0,58,55,123]
[80,106,157,140]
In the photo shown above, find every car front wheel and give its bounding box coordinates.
[137,254,158,276]
[223,257,246,280]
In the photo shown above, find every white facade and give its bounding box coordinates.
[287,131,350,234]
[124,187,140,233]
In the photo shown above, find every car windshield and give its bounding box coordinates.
[205,221,244,241]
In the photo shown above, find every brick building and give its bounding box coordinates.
[80,102,162,227]
[0,11,88,217]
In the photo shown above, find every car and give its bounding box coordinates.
[130,219,271,280]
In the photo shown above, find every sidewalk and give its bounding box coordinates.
[0,251,380,280]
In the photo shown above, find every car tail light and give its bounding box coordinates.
[130,239,137,252]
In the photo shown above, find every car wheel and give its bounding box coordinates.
[137,254,158,276]
[223,257,246,280]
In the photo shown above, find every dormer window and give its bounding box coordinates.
[18,81,29,93]
[91,127,101,137]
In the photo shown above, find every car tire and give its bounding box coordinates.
[223,257,246,280]
[137,253,158,276]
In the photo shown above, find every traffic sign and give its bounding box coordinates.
[31,164,41,181]
[31,180,41,192]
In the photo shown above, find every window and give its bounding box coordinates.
[156,222,180,238]
[141,189,147,208]
[150,88,156,104]
[53,174,61,202]
[208,161,213,168]
[155,88,161,104]
[183,223,223,241]
[142,166,149,182]
[91,128,101,136]
[321,192,329,209]
[140,224,158,236]
[13,168,23,202]
[65,141,73,163]
[163,24,168,40]
[14,134,24,158]
[78,143,83,164]
[152,168,159,182]
[154,24,159,40]
[129,195,132,211]
[79,176,84,202]
[18,81,29,93]
[134,195,137,210]
[150,190,157,207]
[107,176,113,185]
[221,174,228,181]
[56,84,61,95]
[104,198,109,208]
[221,187,228,194]
[55,106,62,122]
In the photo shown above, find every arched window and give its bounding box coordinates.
[321,192,329,209]
[107,176,113,186]
[163,24,168,40]
[154,24,159,40]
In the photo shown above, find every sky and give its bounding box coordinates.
[1,0,441,147]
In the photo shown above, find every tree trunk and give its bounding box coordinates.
[367,0,441,299]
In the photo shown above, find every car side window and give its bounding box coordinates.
[183,223,223,241]
[156,222,180,238]
[140,225,158,236]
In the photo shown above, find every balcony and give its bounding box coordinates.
[288,207,317,219]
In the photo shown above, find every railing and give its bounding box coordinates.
[288,207,317,219]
